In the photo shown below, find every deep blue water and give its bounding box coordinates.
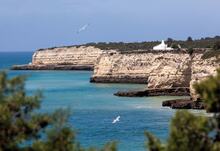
[0,52,188,151]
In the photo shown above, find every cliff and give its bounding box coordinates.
[91,50,192,85]
[12,46,104,70]
[91,50,220,99]
[190,53,220,100]
[12,44,219,100]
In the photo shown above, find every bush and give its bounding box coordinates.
[213,41,220,50]
[187,48,194,55]
[171,43,179,49]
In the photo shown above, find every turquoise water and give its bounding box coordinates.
[0,52,188,151]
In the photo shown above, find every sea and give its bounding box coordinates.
[0,52,191,151]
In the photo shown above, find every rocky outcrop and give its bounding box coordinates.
[91,49,219,98]
[12,46,104,70]
[114,87,190,97]
[190,53,220,100]
[12,64,93,70]
[162,99,205,110]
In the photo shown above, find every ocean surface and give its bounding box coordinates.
[0,52,191,151]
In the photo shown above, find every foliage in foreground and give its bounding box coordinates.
[0,72,116,151]
[145,69,220,151]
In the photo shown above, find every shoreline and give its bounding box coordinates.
[10,45,219,111]
[90,76,148,84]
[162,99,205,110]
[11,64,206,110]
[114,87,190,97]
[11,64,94,71]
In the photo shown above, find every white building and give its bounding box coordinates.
[153,40,174,51]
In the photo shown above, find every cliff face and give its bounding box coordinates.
[12,46,105,70]
[12,44,219,99]
[190,53,220,100]
[91,51,192,86]
[91,50,220,99]
[32,46,104,67]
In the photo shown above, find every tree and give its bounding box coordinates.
[187,47,194,55]
[213,41,220,50]
[146,69,220,151]
[166,38,174,47]
[145,110,213,151]
[166,111,212,151]
[171,43,179,49]
[194,69,220,142]
[187,36,193,42]
[167,38,173,42]
[0,72,117,151]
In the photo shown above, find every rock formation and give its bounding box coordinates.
[12,46,104,70]
[12,45,220,100]
[190,53,220,100]
[91,50,192,85]
[91,50,219,100]
[114,87,190,97]
[162,99,205,110]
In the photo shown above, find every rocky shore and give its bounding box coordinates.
[92,50,219,101]
[12,45,220,108]
[114,87,207,110]
[162,99,205,110]
[114,87,190,97]
[90,76,148,84]
[11,64,93,70]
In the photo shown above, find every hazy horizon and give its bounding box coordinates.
[1,0,220,52]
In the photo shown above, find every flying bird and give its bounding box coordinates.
[112,116,120,124]
[77,24,90,34]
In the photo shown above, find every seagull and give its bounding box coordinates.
[112,116,120,124]
[77,24,90,34]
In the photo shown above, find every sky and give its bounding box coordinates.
[0,0,220,52]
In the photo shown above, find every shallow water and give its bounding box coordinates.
[0,52,189,151]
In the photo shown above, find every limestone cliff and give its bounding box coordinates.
[91,51,192,86]
[12,45,219,99]
[12,46,104,70]
[190,53,220,100]
[91,50,220,99]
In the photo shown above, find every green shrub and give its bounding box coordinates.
[146,69,220,151]
[187,48,194,55]
[213,41,220,50]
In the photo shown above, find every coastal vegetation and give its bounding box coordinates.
[38,36,220,52]
[83,36,220,51]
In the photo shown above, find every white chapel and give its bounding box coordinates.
[153,40,174,51]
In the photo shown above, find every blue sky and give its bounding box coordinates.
[0,0,220,52]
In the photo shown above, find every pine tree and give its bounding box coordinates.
[0,72,117,151]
